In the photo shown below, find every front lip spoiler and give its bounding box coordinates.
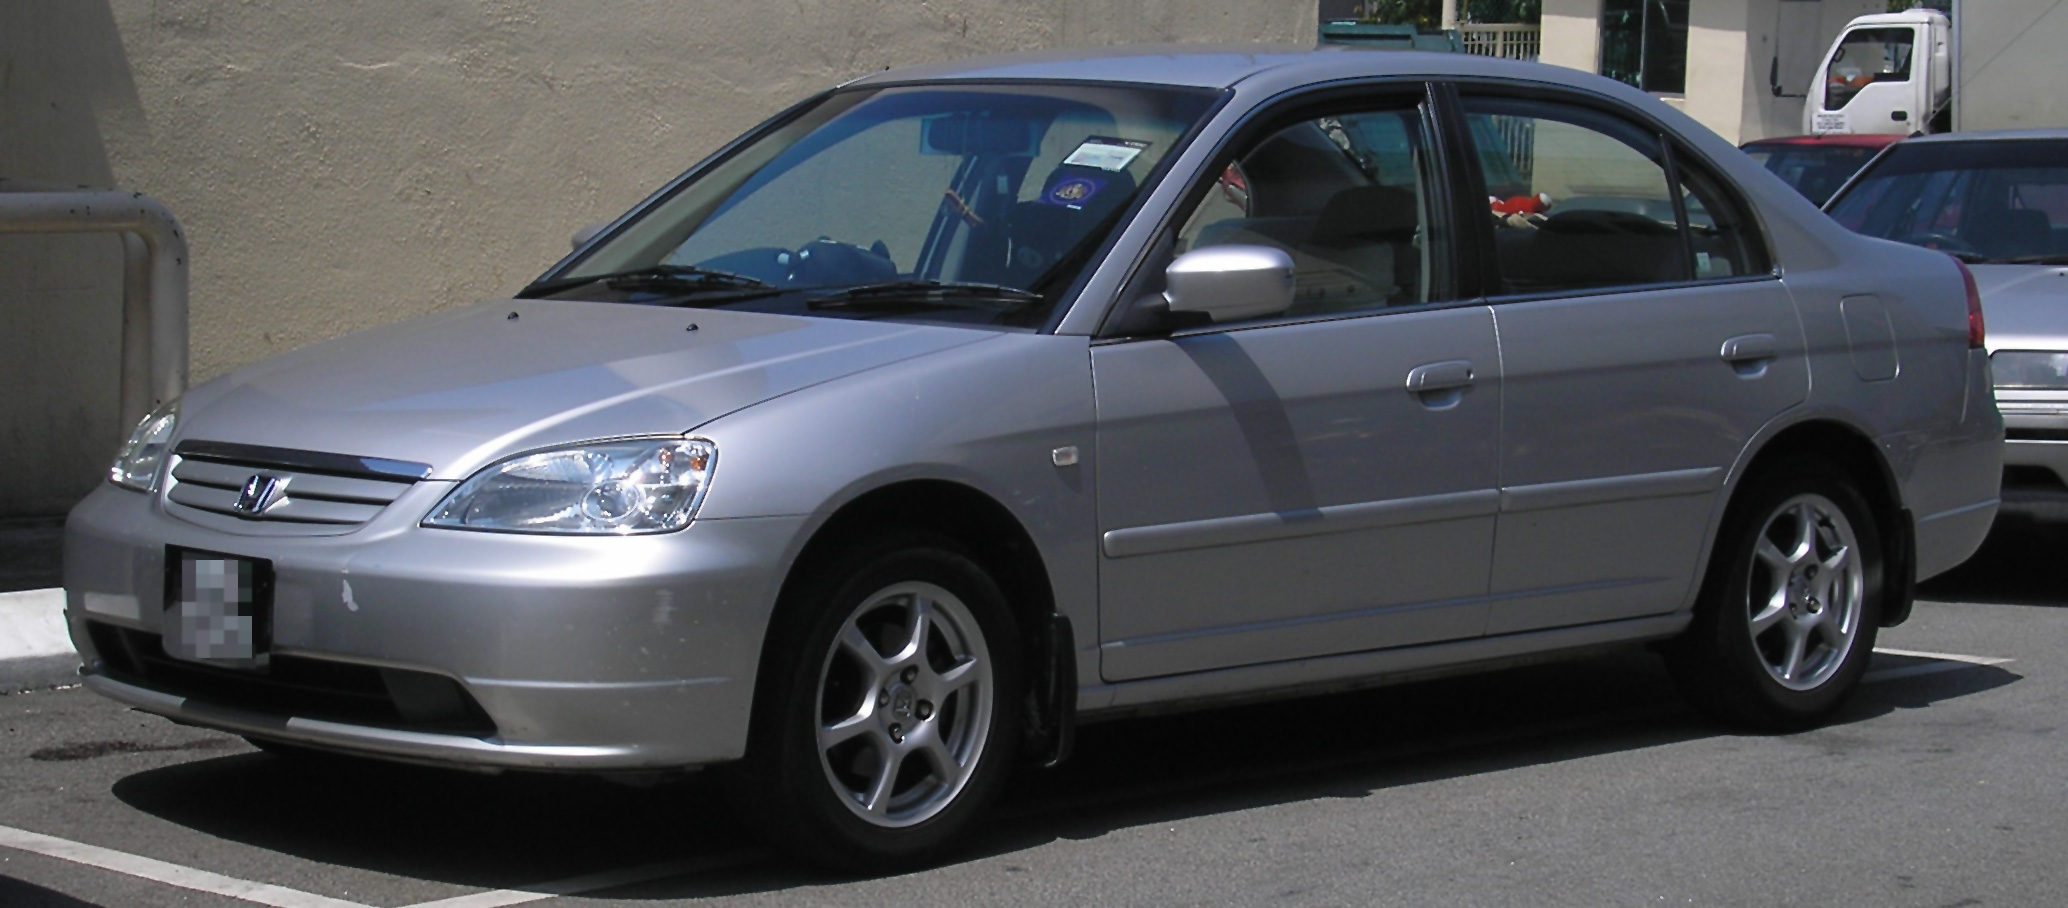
[82,671,675,772]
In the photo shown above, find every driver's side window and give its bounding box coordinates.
[1175,103,1442,318]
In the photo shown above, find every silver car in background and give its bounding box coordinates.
[1826,129,2068,522]
[65,47,2002,870]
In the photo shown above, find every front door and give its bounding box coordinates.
[1091,93,1504,682]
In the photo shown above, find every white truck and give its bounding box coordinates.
[1804,1,2068,137]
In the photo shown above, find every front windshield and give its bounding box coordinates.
[536,82,1219,328]
[1827,139,2068,265]
[1824,27,1914,112]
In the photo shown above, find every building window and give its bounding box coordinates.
[1599,0,1688,94]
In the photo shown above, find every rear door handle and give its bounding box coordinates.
[1720,333,1778,378]
[1405,360,1476,409]
[1720,334,1778,362]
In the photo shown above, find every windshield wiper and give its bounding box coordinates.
[521,264,772,298]
[805,280,1044,311]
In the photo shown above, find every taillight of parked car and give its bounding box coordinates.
[1956,258,1984,349]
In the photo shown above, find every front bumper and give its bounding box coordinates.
[64,481,802,770]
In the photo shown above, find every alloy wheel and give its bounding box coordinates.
[815,580,994,828]
[1744,492,1865,691]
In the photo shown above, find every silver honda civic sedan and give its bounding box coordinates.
[65,47,2003,870]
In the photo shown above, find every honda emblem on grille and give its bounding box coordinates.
[233,474,286,515]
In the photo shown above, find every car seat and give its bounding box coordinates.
[998,163,1137,287]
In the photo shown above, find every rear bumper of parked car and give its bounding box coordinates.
[63,482,799,771]
[1999,399,2068,520]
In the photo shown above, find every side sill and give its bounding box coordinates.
[1075,613,1690,721]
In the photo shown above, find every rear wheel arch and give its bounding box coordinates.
[1719,419,1914,627]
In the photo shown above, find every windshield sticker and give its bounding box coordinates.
[1063,136,1150,172]
[1043,175,1107,209]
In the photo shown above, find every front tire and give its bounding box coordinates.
[737,535,1022,872]
[1669,459,1882,731]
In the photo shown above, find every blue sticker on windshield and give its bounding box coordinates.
[1043,176,1106,209]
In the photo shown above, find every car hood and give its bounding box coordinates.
[1975,264,2068,353]
[176,299,1000,479]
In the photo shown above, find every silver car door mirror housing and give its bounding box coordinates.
[1163,244,1296,323]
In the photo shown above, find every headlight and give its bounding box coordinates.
[109,399,179,492]
[1992,351,2068,390]
[424,438,716,534]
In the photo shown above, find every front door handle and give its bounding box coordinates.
[1405,360,1475,409]
[1720,333,1778,378]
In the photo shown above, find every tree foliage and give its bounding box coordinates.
[1355,0,1542,27]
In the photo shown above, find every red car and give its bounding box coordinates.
[1742,134,1903,206]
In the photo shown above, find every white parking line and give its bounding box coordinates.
[1864,647,2015,684]
[0,821,758,908]
[0,823,372,908]
[398,850,761,908]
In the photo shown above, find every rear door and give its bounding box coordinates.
[1453,89,1809,635]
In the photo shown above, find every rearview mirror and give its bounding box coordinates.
[922,114,1040,157]
[1164,245,1295,323]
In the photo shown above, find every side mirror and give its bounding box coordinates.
[570,222,609,251]
[1164,245,1295,323]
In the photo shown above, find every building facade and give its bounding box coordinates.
[1541,0,1885,144]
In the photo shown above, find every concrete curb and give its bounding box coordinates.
[1,588,80,693]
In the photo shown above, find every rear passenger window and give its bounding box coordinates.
[1674,157,1770,279]
[1176,104,1445,317]
[1463,97,1689,294]
[1463,95,1769,295]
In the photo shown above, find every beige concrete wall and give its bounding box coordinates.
[0,0,1314,517]
[0,4,135,517]
[1958,0,2068,131]
[1538,0,1601,74]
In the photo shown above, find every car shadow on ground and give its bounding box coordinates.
[107,645,2018,898]
[1917,516,2068,607]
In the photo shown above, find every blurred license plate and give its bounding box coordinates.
[1814,112,1848,133]
[163,547,274,666]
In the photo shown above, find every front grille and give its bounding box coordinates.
[164,441,430,532]
[2006,427,2068,442]
[87,621,497,737]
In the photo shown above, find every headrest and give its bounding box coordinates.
[1971,208,2053,257]
[1312,185,1419,246]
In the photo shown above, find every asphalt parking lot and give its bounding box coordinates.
[2,518,2063,907]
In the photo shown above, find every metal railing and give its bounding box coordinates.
[0,179,189,429]
[1460,23,1541,61]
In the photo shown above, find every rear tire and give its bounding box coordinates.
[732,533,1022,873]
[1668,458,1882,731]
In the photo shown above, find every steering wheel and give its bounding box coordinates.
[1917,232,1978,256]
[787,237,898,287]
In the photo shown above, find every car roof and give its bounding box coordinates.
[1901,128,2068,145]
[844,43,1632,94]
[1743,134,1903,149]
